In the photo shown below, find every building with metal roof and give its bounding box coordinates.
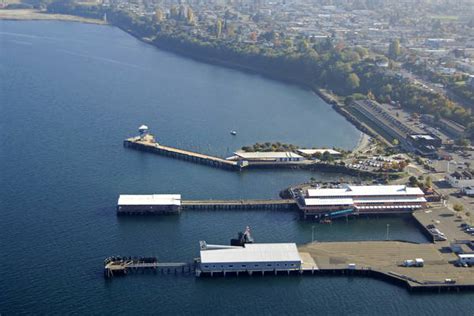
[233,151,304,162]
[117,194,181,214]
[297,185,426,218]
[297,148,342,158]
[198,243,302,276]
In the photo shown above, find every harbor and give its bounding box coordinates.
[124,126,331,171]
[116,184,427,218]
[104,217,474,292]
[10,20,474,314]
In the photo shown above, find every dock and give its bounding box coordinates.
[124,137,242,170]
[124,136,316,171]
[117,194,296,215]
[182,199,296,210]
[104,256,195,278]
[298,239,474,292]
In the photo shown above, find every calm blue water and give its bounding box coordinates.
[1,21,473,314]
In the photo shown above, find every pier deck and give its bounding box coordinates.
[104,257,194,278]
[182,199,296,210]
[299,240,474,289]
[124,138,240,170]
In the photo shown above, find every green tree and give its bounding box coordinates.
[456,138,470,148]
[216,19,222,38]
[346,73,360,91]
[321,151,334,162]
[425,176,432,188]
[154,8,164,22]
[170,6,179,19]
[186,7,194,24]
[408,176,418,187]
[454,204,464,213]
[388,39,401,59]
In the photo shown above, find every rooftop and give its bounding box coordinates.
[234,152,303,159]
[118,194,182,206]
[297,149,341,155]
[307,185,424,198]
[200,243,301,264]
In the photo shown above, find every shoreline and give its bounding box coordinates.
[0,9,106,25]
[3,13,370,151]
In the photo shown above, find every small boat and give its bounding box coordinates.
[230,130,237,136]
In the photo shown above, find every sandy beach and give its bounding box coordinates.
[0,9,106,24]
[352,132,371,153]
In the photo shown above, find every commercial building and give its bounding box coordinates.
[351,99,415,149]
[407,134,442,157]
[232,151,304,162]
[117,194,181,214]
[197,243,302,276]
[296,184,426,218]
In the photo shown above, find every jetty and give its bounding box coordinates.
[124,137,242,170]
[104,256,195,278]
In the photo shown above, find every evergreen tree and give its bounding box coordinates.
[388,39,401,59]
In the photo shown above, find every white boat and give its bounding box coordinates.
[230,130,237,135]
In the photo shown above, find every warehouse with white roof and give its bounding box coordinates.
[297,185,426,218]
[117,194,181,214]
[197,243,302,276]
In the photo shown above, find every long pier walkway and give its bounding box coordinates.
[104,256,194,278]
[124,138,241,170]
[182,199,296,210]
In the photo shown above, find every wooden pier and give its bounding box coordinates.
[182,199,296,210]
[104,256,195,278]
[124,138,242,170]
